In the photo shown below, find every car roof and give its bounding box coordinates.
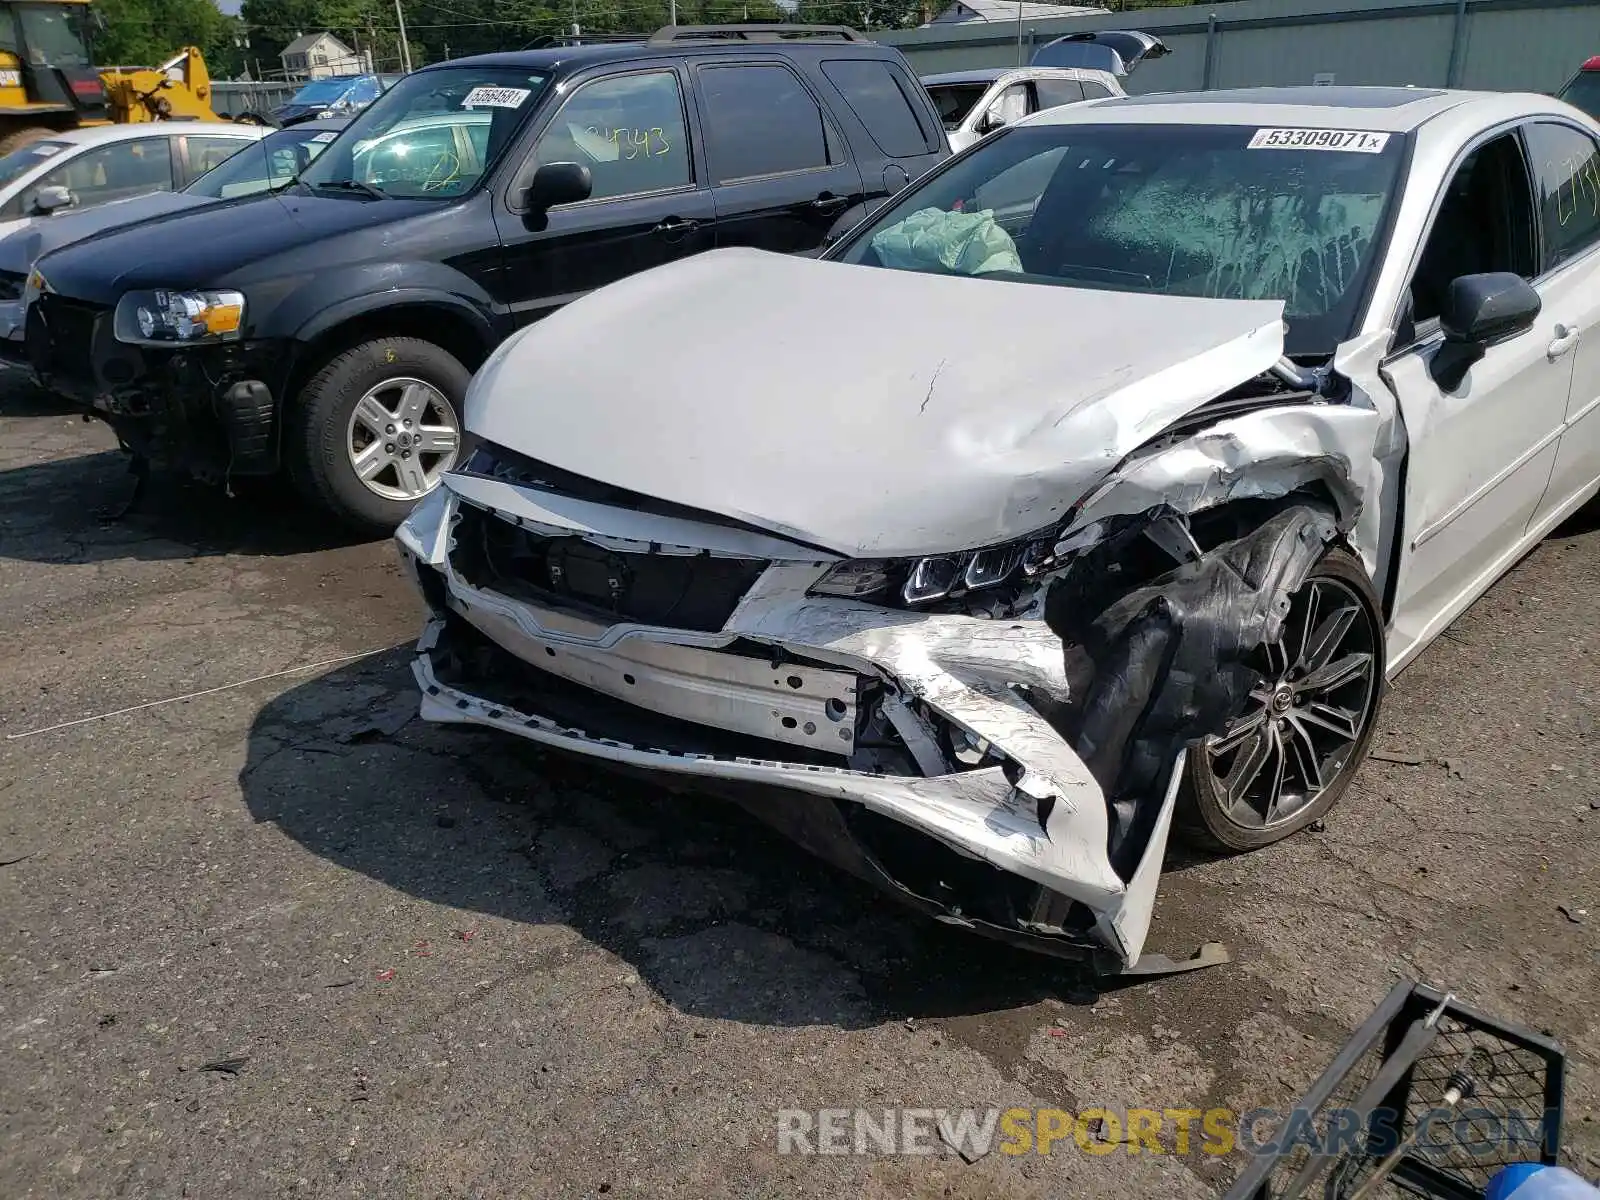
[922,68,1007,85]
[35,121,265,149]
[434,37,893,76]
[1027,85,1536,134]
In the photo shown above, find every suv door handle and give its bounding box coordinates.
[810,193,848,213]
[1547,323,1580,361]
[652,216,699,238]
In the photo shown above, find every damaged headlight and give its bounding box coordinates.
[811,531,1062,607]
[113,289,245,346]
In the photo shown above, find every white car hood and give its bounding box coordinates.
[466,248,1286,559]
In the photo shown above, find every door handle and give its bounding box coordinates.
[652,216,698,238]
[810,193,848,213]
[1547,323,1580,361]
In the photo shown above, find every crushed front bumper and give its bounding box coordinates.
[398,477,1187,968]
[26,293,289,477]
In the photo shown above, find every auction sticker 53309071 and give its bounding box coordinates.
[1247,127,1391,153]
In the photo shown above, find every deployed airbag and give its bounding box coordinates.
[869,207,1024,276]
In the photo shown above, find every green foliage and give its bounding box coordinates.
[94,0,245,71]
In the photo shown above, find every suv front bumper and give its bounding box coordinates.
[27,294,292,477]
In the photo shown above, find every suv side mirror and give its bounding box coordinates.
[31,184,74,215]
[522,162,591,214]
[976,109,1005,134]
[1430,271,1541,390]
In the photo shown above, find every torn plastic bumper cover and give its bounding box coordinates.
[398,469,1339,970]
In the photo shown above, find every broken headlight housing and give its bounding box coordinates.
[810,529,1064,607]
[113,288,245,346]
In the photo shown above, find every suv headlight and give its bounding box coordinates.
[810,529,1063,607]
[113,289,245,346]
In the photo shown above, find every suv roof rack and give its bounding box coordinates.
[647,23,867,44]
[521,32,649,48]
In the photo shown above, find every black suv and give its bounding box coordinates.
[27,26,947,532]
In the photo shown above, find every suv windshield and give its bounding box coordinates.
[16,3,91,66]
[298,66,548,199]
[835,121,1407,355]
[1557,69,1600,119]
[187,127,338,199]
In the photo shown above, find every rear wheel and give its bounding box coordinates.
[1179,547,1385,852]
[288,336,468,537]
[0,126,54,155]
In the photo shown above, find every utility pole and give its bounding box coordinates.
[394,0,413,73]
[1015,0,1024,65]
[669,0,677,25]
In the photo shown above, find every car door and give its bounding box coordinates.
[817,57,945,199]
[1521,119,1600,523]
[1383,126,1575,653]
[692,58,864,255]
[491,64,716,326]
[21,136,176,215]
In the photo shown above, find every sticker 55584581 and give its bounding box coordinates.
[1247,127,1391,153]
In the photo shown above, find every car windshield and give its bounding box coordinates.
[16,3,91,66]
[186,128,336,199]
[298,66,549,199]
[834,121,1408,356]
[1557,69,1600,119]
[926,83,990,130]
[0,137,69,187]
[291,78,358,105]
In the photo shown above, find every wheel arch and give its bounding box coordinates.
[285,297,498,413]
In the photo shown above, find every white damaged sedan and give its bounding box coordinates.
[398,86,1600,971]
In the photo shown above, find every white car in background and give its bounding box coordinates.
[0,121,265,240]
[923,65,1124,151]
[399,86,1600,971]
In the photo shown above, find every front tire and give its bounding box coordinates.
[1179,547,1385,852]
[289,336,468,536]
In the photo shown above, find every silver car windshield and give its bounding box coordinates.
[834,121,1408,356]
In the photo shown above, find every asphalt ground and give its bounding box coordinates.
[2,383,1597,1198]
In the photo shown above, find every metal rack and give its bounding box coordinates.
[1223,981,1566,1200]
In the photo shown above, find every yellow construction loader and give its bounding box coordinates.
[0,0,244,154]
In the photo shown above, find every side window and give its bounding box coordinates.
[986,83,1030,126]
[698,64,828,183]
[184,135,247,182]
[531,70,690,202]
[1408,132,1537,326]
[36,138,173,206]
[821,58,931,158]
[1523,121,1600,269]
[348,77,381,105]
[1033,78,1085,109]
[1081,81,1115,100]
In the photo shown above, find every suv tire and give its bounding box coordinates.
[289,335,469,536]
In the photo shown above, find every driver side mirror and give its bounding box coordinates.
[1429,271,1541,390]
[521,162,592,215]
[976,109,1005,134]
[31,184,74,216]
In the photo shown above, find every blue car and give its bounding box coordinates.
[271,74,396,127]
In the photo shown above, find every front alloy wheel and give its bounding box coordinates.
[1182,548,1385,851]
[346,376,461,502]
[290,335,471,536]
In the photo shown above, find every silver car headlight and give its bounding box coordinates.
[113,289,246,346]
[809,528,1062,607]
